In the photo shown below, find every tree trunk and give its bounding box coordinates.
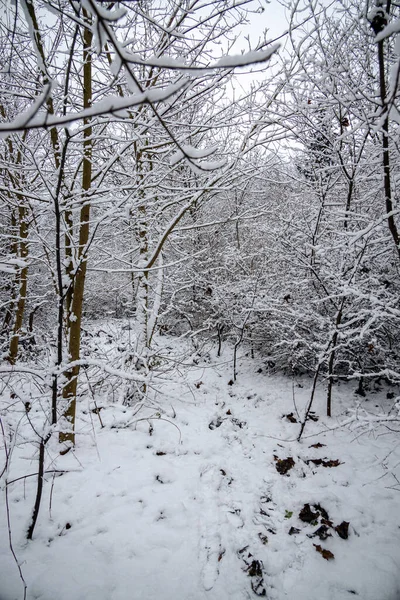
[60,14,93,447]
[371,1,400,261]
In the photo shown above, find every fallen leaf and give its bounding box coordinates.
[309,443,326,448]
[258,532,268,545]
[308,412,319,422]
[285,412,297,423]
[310,525,331,540]
[314,503,330,521]
[305,458,341,468]
[275,457,295,475]
[314,544,334,560]
[247,559,263,578]
[335,521,350,540]
[299,503,319,523]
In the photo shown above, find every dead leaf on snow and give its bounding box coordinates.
[285,412,297,423]
[308,412,319,422]
[314,544,334,560]
[305,458,341,468]
[309,525,331,541]
[299,503,319,523]
[335,521,350,540]
[314,503,329,521]
[275,456,295,475]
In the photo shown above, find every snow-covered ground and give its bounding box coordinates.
[1,329,400,600]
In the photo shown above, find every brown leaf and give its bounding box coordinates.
[321,459,341,468]
[308,412,319,422]
[305,458,341,468]
[309,443,326,448]
[314,503,330,521]
[285,412,297,423]
[310,525,331,541]
[299,503,319,523]
[275,457,295,475]
[314,544,334,560]
[247,559,263,578]
[335,521,350,540]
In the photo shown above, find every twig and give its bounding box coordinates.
[292,379,300,420]
[7,469,70,486]
[5,479,27,600]
[128,416,182,444]
[1,414,27,598]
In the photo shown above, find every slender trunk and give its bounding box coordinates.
[343,179,354,230]
[23,0,64,423]
[326,299,345,417]
[2,211,17,335]
[147,253,163,347]
[60,15,93,447]
[297,364,322,442]
[137,203,149,354]
[372,2,400,260]
[64,207,74,326]
[26,432,51,540]
[8,202,29,364]
[326,332,338,418]
[217,323,224,357]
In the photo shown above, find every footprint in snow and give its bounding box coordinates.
[201,533,224,591]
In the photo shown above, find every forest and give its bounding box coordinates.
[0,0,400,598]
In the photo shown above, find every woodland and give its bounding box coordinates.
[1,0,400,599]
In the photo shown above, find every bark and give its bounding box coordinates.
[8,202,29,364]
[26,433,51,540]
[326,300,345,417]
[60,14,93,447]
[372,1,400,261]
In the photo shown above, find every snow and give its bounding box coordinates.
[214,45,280,69]
[1,330,400,600]
[81,0,127,22]
[116,45,280,72]
[170,144,219,166]
[0,81,188,132]
[375,19,400,42]
[0,257,28,274]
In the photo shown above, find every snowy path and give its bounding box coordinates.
[1,348,400,600]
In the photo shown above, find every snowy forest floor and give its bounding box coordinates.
[1,323,400,600]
